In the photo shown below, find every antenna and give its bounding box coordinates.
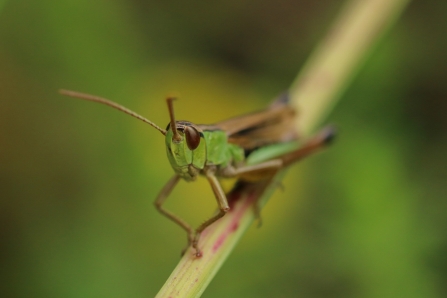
[59,89,167,136]
[166,97,182,142]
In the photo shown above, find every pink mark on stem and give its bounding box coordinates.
[212,187,258,253]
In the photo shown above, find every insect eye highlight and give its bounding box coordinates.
[184,126,201,150]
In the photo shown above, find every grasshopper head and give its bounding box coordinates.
[164,97,207,181]
[165,121,207,181]
[58,90,208,181]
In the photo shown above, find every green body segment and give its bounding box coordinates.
[202,131,244,167]
[165,128,245,181]
[245,141,299,166]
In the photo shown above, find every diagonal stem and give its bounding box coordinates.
[291,0,410,136]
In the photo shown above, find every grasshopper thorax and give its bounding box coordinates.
[165,121,207,181]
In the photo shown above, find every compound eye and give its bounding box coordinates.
[184,126,201,150]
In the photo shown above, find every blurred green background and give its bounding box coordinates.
[1,0,446,297]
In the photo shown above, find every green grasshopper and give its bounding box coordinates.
[60,89,334,257]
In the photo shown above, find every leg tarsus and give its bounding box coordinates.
[253,202,263,228]
[190,168,230,257]
[154,174,196,256]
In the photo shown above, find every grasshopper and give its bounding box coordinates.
[60,89,334,257]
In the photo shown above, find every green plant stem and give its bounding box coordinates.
[291,0,410,136]
[156,0,410,297]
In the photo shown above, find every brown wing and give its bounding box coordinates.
[204,93,299,150]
